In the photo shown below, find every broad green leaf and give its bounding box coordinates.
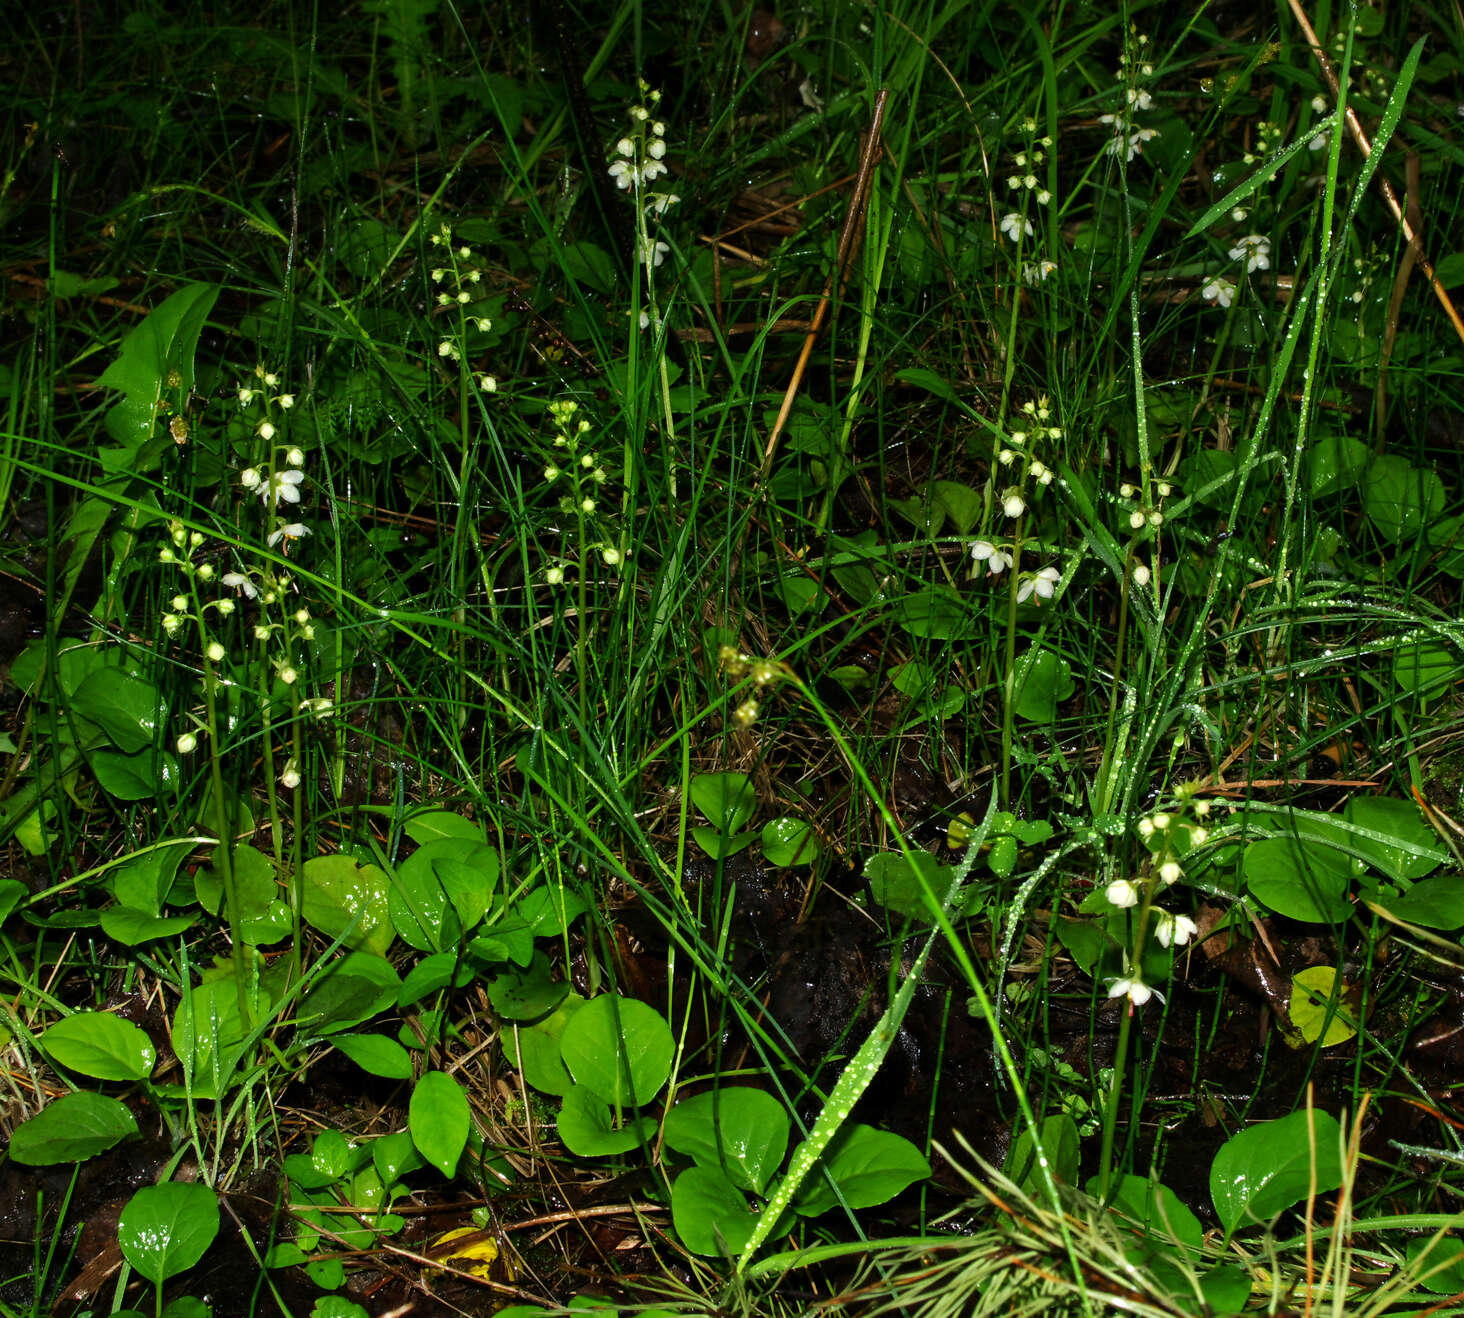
[556,1084,656,1156]
[1407,1234,1464,1295]
[1305,433,1370,498]
[118,1182,220,1285]
[410,1071,470,1177]
[1289,967,1358,1046]
[89,746,173,800]
[863,851,949,923]
[299,953,401,1035]
[109,842,190,917]
[1342,796,1441,883]
[560,994,673,1108]
[1242,836,1352,922]
[312,1129,353,1179]
[333,1033,414,1080]
[690,773,756,834]
[0,880,27,925]
[41,1012,156,1081]
[760,817,819,868]
[1004,1114,1079,1196]
[516,884,587,937]
[300,854,394,957]
[1014,648,1075,722]
[663,1088,789,1194]
[933,480,982,535]
[1088,1173,1203,1252]
[1377,876,1464,931]
[502,996,584,1095]
[486,950,570,1021]
[403,810,485,845]
[895,586,972,641]
[99,908,196,946]
[672,1165,761,1256]
[6,1091,138,1164]
[1364,454,1445,541]
[791,1124,931,1217]
[70,668,163,754]
[1210,1109,1344,1234]
[373,1131,423,1185]
[398,950,474,1006]
[1393,641,1459,699]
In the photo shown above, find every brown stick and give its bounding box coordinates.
[1285,0,1464,349]
[756,88,890,486]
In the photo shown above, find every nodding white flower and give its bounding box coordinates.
[1002,489,1027,519]
[1229,234,1271,273]
[240,467,262,491]
[238,387,255,405]
[1023,259,1058,285]
[998,447,1017,466]
[1132,562,1151,588]
[1016,565,1061,604]
[1158,859,1182,885]
[265,469,305,506]
[278,665,298,686]
[176,732,198,754]
[648,191,680,215]
[221,571,257,599]
[1106,878,1140,909]
[267,522,311,548]
[1202,276,1236,308]
[286,447,304,466]
[602,546,623,566]
[478,374,497,392]
[258,421,276,442]
[280,758,301,790]
[970,540,1011,575]
[1129,510,1147,530]
[545,565,565,585]
[1127,87,1154,110]
[1000,212,1034,242]
[1108,976,1156,1007]
[641,238,670,268]
[205,641,225,663]
[1155,911,1198,947]
[278,394,295,409]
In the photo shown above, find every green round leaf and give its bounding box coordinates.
[1407,1234,1464,1295]
[71,668,163,754]
[300,854,394,957]
[409,1070,470,1177]
[1378,876,1464,931]
[1242,836,1352,922]
[672,1165,760,1257]
[1364,454,1445,541]
[1014,648,1076,722]
[760,817,820,868]
[1289,966,1358,1046]
[791,1125,931,1217]
[560,994,673,1108]
[1342,796,1444,883]
[662,1089,790,1194]
[6,1091,139,1165]
[690,773,756,834]
[556,1084,657,1156]
[895,586,972,641]
[117,1181,220,1285]
[1393,640,1459,698]
[1209,1109,1344,1234]
[333,1033,413,1080]
[41,1012,156,1081]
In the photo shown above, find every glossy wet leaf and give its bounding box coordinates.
[1393,640,1459,698]
[117,1181,220,1284]
[560,994,673,1108]
[70,668,163,754]
[89,746,173,800]
[0,880,26,926]
[99,907,196,946]
[791,1124,931,1217]
[895,585,972,640]
[196,846,290,945]
[1364,454,1445,541]
[373,1130,423,1185]
[556,1083,656,1156]
[1242,835,1352,922]
[663,1088,790,1194]
[863,850,949,923]
[398,950,475,1006]
[387,841,465,952]
[933,480,982,535]
[41,1011,156,1081]
[312,1128,352,1179]
[410,1070,470,1177]
[502,995,584,1095]
[299,953,401,1035]
[300,854,394,956]
[403,809,484,844]
[1089,1173,1203,1252]
[760,817,820,868]
[672,1165,761,1256]
[1210,1109,1344,1234]
[1289,967,1359,1046]
[6,1091,138,1164]
[1407,1234,1464,1294]
[1305,433,1371,498]
[516,884,588,937]
[1342,796,1444,884]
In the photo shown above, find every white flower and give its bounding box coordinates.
[1202,276,1236,308]
[1002,489,1026,519]
[1129,510,1147,530]
[1023,260,1057,286]
[1108,977,1156,1007]
[641,238,670,268]
[1106,878,1140,908]
[265,469,305,505]
[1127,87,1154,110]
[278,665,298,686]
[1229,234,1271,273]
[278,394,294,409]
[545,565,565,585]
[221,571,257,599]
[257,420,276,442]
[281,758,301,790]
[286,447,304,466]
[1132,562,1151,588]
[478,374,497,392]
[970,540,1011,575]
[602,546,623,567]
[648,192,680,216]
[1155,911,1198,948]
[205,641,225,663]
[1159,859,1182,885]
[267,522,311,548]
[176,732,197,754]
[1000,212,1034,242]
[239,467,262,491]
[1151,813,1171,830]
[1016,566,1060,604]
